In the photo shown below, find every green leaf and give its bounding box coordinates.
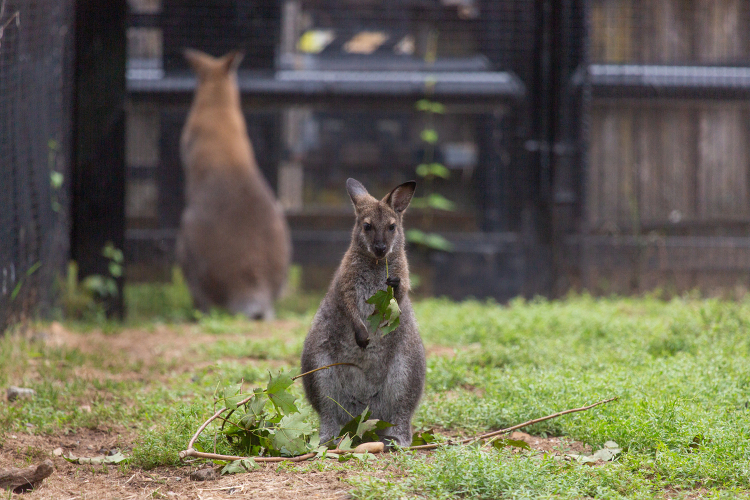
[420,129,438,144]
[268,390,298,415]
[379,299,401,335]
[338,408,371,443]
[221,458,258,475]
[26,262,42,276]
[63,452,129,465]
[10,279,23,301]
[428,162,450,178]
[424,234,453,252]
[411,430,436,446]
[415,99,433,112]
[492,438,531,451]
[429,102,445,114]
[407,230,453,252]
[50,171,63,189]
[352,452,377,462]
[266,371,294,395]
[416,163,430,178]
[247,393,269,419]
[337,408,392,447]
[366,289,391,311]
[592,440,622,461]
[426,193,456,211]
[406,229,427,245]
[337,434,354,451]
[108,262,123,278]
[273,410,314,456]
[220,383,243,409]
[366,286,401,336]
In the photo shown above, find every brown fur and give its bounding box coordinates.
[176,49,290,320]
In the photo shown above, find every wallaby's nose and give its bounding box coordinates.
[373,242,387,257]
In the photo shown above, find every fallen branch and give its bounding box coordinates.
[0,460,54,492]
[180,391,617,464]
[406,397,619,451]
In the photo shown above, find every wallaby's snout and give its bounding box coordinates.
[372,241,388,258]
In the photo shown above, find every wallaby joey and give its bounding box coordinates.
[177,49,290,320]
[300,178,426,448]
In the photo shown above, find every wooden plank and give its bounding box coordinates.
[589,104,636,230]
[694,0,748,63]
[660,107,695,222]
[616,107,636,229]
[697,105,749,218]
[590,0,634,63]
[640,0,692,63]
[636,105,695,224]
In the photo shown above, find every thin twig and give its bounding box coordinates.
[406,397,618,451]
[180,449,317,463]
[291,362,359,381]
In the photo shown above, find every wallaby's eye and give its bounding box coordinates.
[388,224,396,231]
[363,222,372,231]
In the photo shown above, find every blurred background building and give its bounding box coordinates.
[3,0,750,326]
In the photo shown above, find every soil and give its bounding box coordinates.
[0,323,592,499]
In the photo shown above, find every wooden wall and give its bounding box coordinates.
[590,0,749,64]
[588,102,750,232]
[587,0,750,233]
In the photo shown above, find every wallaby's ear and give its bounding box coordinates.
[220,51,244,74]
[184,48,213,76]
[383,181,416,213]
[346,178,370,211]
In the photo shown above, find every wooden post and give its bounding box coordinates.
[71,0,127,319]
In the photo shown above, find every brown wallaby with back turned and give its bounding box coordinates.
[177,49,290,320]
[300,178,426,447]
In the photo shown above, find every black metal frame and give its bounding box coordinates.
[71,0,127,318]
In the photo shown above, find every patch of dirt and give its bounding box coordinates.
[0,429,393,499]
[425,345,456,357]
[506,431,591,455]
[41,321,299,380]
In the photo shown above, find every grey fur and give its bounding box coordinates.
[300,178,425,447]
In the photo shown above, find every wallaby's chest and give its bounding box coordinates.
[353,266,389,322]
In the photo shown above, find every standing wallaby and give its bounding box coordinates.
[300,178,426,447]
[177,49,291,320]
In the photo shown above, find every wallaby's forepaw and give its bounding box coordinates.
[386,276,400,289]
[354,321,370,349]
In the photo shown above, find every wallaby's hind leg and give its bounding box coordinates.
[187,280,213,315]
[227,291,274,321]
[377,418,413,448]
[318,414,340,448]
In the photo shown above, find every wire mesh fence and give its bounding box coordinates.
[124,0,534,298]
[4,0,750,326]
[0,0,75,330]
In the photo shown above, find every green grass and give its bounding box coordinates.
[349,295,750,498]
[3,281,750,497]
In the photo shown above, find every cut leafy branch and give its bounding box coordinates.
[180,370,618,472]
[365,258,401,336]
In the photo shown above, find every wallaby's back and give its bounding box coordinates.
[300,179,425,447]
[177,49,290,320]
